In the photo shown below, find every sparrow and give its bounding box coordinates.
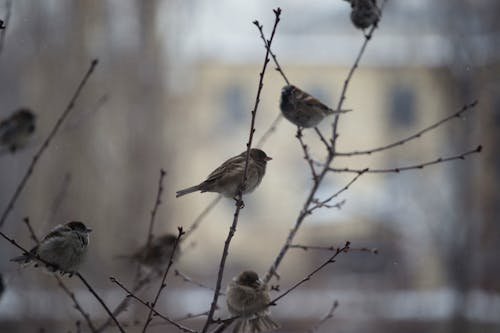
[116,234,180,274]
[280,85,349,128]
[347,0,380,31]
[226,270,279,333]
[176,148,272,198]
[10,221,92,276]
[0,108,36,153]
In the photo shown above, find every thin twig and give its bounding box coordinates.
[263,2,386,285]
[175,269,224,295]
[296,128,318,183]
[307,300,339,333]
[255,19,290,85]
[269,242,350,306]
[256,114,283,149]
[146,169,167,248]
[0,0,12,56]
[0,59,99,229]
[95,271,156,332]
[142,227,184,333]
[201,9,282,333]
[183,195,222,240]
[21,218,98,332]
[331,0,388,147]
[307,169,367,213]
[290,244,378,254]
[335,100,478,157]
[75,272,126,333]
[110,276,197,333]
[55,275,98,333]
[327,146,482,174]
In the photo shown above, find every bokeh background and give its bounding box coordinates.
[0,0,499,332]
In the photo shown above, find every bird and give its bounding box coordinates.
[116,234,180,274]
[347,0,380,31]
[10,221,92,276]
[280,85,349,128]
[0,108,36,153]
[226,270,279,333]
[176,148,272,198]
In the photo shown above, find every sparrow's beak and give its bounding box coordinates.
[265,156,272,161]
[86,227,93,233]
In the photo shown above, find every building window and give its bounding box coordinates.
[222,84,246,126]
[389,85,416,128]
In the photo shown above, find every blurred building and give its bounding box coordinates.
[0,1,499,332]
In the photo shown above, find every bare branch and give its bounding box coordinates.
[75,272,126,333]
[327,145,482,174]
[307,300,339,333]
[335,100,479,157]
[307,170,367,214]
[290,244,378,254]
[110,276,197,333]
[142,226,184,333]
[269,242,350,306]
[95,271,156,332]
[174,269,224,295]
[296,128,318,183]
[201,9,282,333]
[331,0,388,148]
[183,195,222,240]
[0,59,99,229]
[255,17,290,85]
[145,169,167,248]
[255,114,284,149]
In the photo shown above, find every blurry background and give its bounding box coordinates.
[0,0,498,332]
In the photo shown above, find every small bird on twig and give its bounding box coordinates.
[10,221,92,276]
[0,108,36,153]
[280,85,350,128]
[226,270,279,333]
[115,234,180,274]
[345,0,380,31]
[176,148,272,198]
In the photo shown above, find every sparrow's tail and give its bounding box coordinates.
[10,253,32,264]
[233,315,280,333]
[176,185,201,198]
[328,108,352,114]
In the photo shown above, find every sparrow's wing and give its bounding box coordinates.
[41,225,69,243]
[204,153,245,185]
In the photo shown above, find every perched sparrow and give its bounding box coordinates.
[10,221,92,276]
[280,85,349,128]
[176,149,272,198]
[348,0,380,30]
[116,234,180,274]
[0,108,36,153]
[226,270,279,333]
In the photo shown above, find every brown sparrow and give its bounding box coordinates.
[176,149,271,198]
[0,108,36,153]
[226,270,279,333]
[116,234,179,274]
[348,0,380,30]
[10,221,92,276]
[280,85,349,128]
